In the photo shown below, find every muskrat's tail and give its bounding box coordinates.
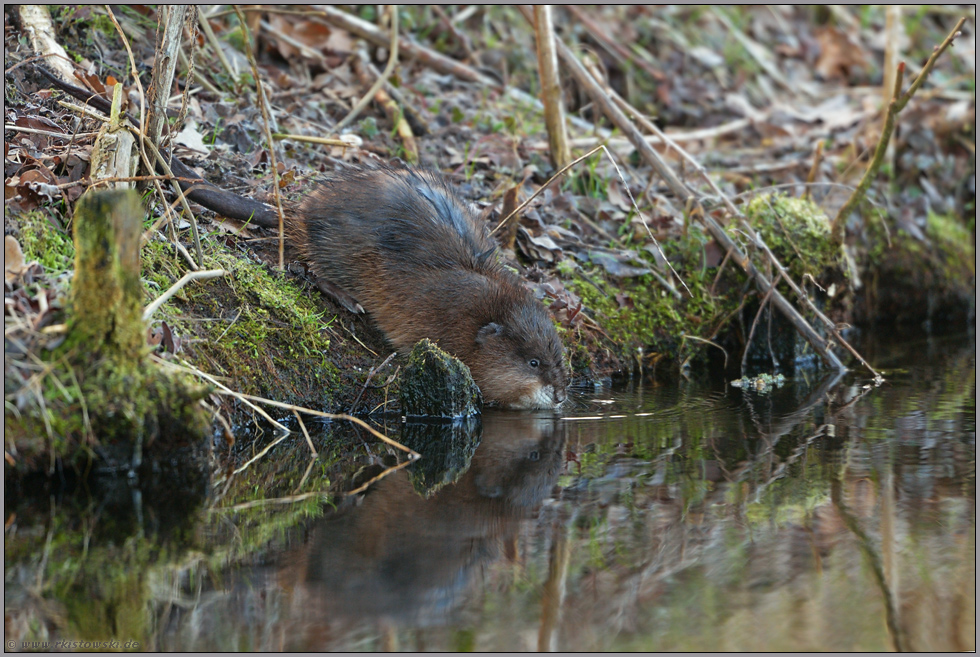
[35,66,280,228]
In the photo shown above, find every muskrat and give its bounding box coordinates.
[31,69,568,408]
[289,165,568,410]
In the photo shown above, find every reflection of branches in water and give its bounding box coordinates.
[830,476,906,652]
[346,459,415,497]
[727,370,844,490]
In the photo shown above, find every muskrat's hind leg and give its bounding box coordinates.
[315,278,365,314]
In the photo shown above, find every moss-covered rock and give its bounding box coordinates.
[744,193,845,283]
[858,211,975,327]
[399,339,482,418]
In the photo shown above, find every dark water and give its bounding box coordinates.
[4,333,975,652]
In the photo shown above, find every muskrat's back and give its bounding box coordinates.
[290,165,567,409]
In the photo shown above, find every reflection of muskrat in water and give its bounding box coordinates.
[290,165,568,409]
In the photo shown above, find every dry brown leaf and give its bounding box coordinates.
[4,236,26,284]
[814,25,870,81]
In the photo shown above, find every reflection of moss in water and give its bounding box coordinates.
[5,466,206,646]
[401,419,482,497]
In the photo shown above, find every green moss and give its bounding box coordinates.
[140,233,344,410]
[924,212,975,279]
[16,210,75,273]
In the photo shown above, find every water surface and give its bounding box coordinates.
[5,332,975,651]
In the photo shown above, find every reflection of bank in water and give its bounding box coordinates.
[280,412,567,644]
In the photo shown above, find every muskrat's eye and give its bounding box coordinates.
[528,359,540,368]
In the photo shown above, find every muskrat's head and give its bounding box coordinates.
[470,299,568,410]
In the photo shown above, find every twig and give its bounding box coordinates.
[293,410,318,457]
[232,5,286,270]
[353,47,416,161]
[740,282,777,375]
[56,174,204,190]
[226,392,419,458]
[271,133,351,147]
[350,351,398,414]
[151,355,289,432]
[335,6,400,132]
[140,136,205,267]
[177,47,222,95]
[709,7,799,96]
[830,17,966,246]
[430,5,474,58]
[526,118,752,151]
[260,19,326,64]
[831,477,906,652]
[361,57,431,136]
[345,458,414,496]
[198,8,238,90]
[803,141,824,200]
[3,124,98,139]
[142,269,227,321]
[231,429,292,475]
[216,490,326,511]
[490,144,603,236]
[56,100,109,124]
[564,5,665,87]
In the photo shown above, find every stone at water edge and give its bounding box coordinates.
[399,339,483,419]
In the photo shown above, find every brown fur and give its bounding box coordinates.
[289,164,568,409]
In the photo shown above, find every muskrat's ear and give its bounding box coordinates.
[476,322,504,344]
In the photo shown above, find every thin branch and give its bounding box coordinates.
[830,17,966,245]
[198,8,238,90]
[232,5,286,270]
[271,133,351,147]
[142,269,227,321]
[293,410,318,457]
[490,145,603,236]
[140,136,205,267]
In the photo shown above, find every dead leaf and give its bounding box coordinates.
[174,120,211,155]
[4,236,26,284]
[516,226,562,263]
[814,25,870,81]
[589,250,651,278]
